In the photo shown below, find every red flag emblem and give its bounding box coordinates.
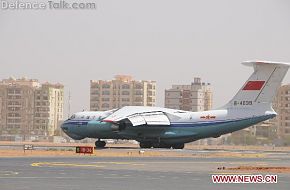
[242,81,265,90]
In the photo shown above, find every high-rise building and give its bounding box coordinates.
[273,84,290,138]
[165,77,212,111]
[34,83,64,136]
[0,77,64,139]
[90,75,156,111]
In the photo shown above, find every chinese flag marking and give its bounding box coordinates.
[243,81,265,90]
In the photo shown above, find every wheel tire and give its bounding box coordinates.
[172,143,185,149]
[153,143,171,149]
[139,142,152,149]
[95,141,106,148]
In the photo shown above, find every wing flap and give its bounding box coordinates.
[127,112,170,126]
[127,115,146,126]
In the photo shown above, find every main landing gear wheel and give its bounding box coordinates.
[172,143,185,149]
[139,142,153,149]
[95,140,106,148]
[152,143,171,149]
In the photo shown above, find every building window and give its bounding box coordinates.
[102,98,110,101]
[102,84,110,88]
[7,89,14,94]
[91,91,99,95]
[8,107,20,111]
[102,103,109,108]
[102,91,110,95]
[122,91,130,95]
[285,127,290,133]
[135,91,143,95]
[91,84,99,88]
[135,84,143,89]
[91,104,98,108]
[122,84,130,89]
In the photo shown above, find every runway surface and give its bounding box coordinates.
[1,150,290,190]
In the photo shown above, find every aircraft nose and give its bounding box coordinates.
[61,122,69,132]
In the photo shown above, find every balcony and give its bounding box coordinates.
[7,104,21,108]
[7,116,21,119]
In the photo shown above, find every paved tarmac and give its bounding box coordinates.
[1,150,290,190]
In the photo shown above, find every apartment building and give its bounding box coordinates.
[165,77,213,111]
[0,77,64,139]
[90,75,156,111]
[34,83,64,136]
[273,84,290,138]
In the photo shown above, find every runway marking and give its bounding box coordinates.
[0,176,82,179]
[31,162,105,168]
[92,161,227,164]
[103,176,133,179]
[0,171,19,176]
[92,161,228,165]
[30,161,266,170]
[132,164,145,166]
[31,161,230,169]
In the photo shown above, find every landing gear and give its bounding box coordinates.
[95,140,106,148]
[139,142,153,148]
[139,142,185,149]
[152,143,171,149]
[172,143,185,149]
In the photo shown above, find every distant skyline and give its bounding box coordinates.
[1,0,290,117]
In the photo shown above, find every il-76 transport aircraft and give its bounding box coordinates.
[61,61,290,149]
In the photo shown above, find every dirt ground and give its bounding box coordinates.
[1,140,290,151]
[1,141,290,158]
[224,166,290,173]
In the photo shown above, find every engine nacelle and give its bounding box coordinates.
[111,123,120,131]
[110,120,128,132]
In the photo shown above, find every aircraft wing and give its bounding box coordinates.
[103,106,171,126]
[127,112,170,126]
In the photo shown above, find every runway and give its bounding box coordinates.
[1,150,290,190]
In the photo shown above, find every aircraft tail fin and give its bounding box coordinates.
[223,61,290,110]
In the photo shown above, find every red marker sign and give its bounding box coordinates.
[76,146,94,154]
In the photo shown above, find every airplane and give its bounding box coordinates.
[61,61,290,149]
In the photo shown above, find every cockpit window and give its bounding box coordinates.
[86,116,90,119]
[70,114,76,119]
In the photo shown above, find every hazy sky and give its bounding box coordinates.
[1,0,290,117]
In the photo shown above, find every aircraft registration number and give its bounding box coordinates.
[234,101,253,106]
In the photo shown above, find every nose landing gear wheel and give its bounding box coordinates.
[95,140,106,148]
[172,143,185,149]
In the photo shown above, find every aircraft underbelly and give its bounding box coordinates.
[121,114,275,143]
